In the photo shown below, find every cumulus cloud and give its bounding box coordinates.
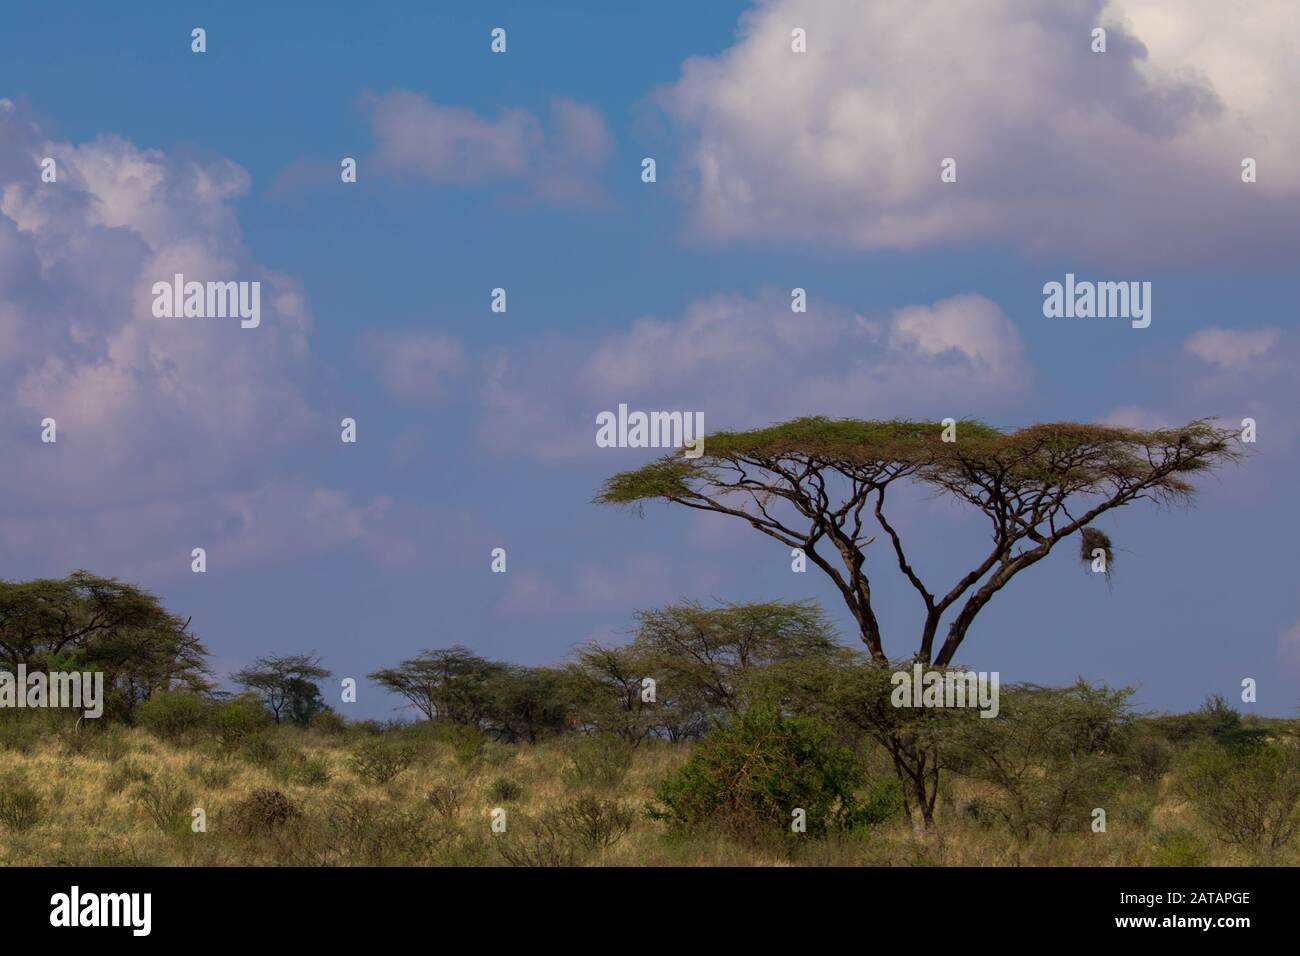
[0,100,446,578]
[365,91,614,208]
[659,0,1300,265]
[1184,326,1280,370]
[479,290,1029,461]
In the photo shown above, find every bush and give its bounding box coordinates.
[0,773,43,831]
[648,706,864,839]
[562,734,633,792]
[1178,741,1300,850]
[239,732,286,767]
[350,740,415,784]
[134,691,212,740]
[323,796,445,865]
[229,788,301,836]
[311,710,349,736]
[946,682,1132,839]
[559,795,635,850]
[489,777,524,803]
[209,695,271,747]
[133,780,193,831]
[855,776,907,827]
[281,756,332,787]
[495,809,585,867]
[1125,731,1175,786]
[426,781,467,821]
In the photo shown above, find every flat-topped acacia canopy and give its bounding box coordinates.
[598,416,1239,665]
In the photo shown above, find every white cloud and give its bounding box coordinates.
[0,101,449,578]
[1184,326,1280,370]
[659,0,1300,265]
[365,91,614,208]
[479,290,1029,461]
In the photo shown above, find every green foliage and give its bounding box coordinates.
[1149,696,1268,749]
[350,739,415,784]
[648,706,865,839]
[1177,741,1300,850]
[946,681,1133,839]
[1123,730,1175,785]
[279,755,332,788]
[1149,828,1210,866]
[562,734,634,792]
[133,690,212,740]
[209,694,272,746]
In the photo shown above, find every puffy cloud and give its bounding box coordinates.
[479,290,1029,461]
[1184,326,1280,370]
[659,0,1300,265]
[0,100,439,578]
[365,91,614,208]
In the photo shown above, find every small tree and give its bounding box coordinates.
[632,600,838,715]
[368,646,502,724]
[1178,741,1300,851]
[232,653,331,725]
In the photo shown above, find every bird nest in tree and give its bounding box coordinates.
[1079,527,1114,579]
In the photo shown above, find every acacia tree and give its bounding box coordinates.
[598,417,1238,666]
[368,646,503,724]
[232,653,332,725]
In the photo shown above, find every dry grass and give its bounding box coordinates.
[0,724,1290,867]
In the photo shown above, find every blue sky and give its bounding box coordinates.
[1,1,1297,718]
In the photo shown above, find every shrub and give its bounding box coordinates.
[559,795,635,851]
[134,691,212,740]
[209,695,271,747]
[282,756,332,787]
[229,788,301,836]
[350,740,415,784]
[323,796,444,865]
[648,706,864,839]
[133,780,194,831]
[1178,741,1300,850]
[0,773,43,831]
[311,710,349,736]
[239,732,286,767]
[426,781,467,821]
[495,810,585,867]
[562,734,633,792]
[1125,731,1175,786]
[489,777,524,803]
[855,776,907,827]
[946,681,1131,839]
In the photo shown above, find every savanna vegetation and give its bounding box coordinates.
[1,417,1281,867]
